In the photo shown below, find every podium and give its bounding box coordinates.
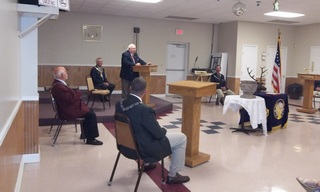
[297,73,320,114]
[133,65,157,107]
[167,80,217,167]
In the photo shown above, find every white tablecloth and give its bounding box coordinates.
[223,95,267,136]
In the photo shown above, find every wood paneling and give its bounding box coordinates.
[38,65,165,94]
[0,104,25,192]
[24,101,39,154]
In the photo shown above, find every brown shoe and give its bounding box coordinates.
[166,173,190,184]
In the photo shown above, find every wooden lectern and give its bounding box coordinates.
[133,65,157,107]
[297,73,320,114]
[167,80,217,167]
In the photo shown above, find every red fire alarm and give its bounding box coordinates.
[175,29,183,35]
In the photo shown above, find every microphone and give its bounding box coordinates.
[194,56,198,68]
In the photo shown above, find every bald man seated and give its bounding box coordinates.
[50,66,103,145]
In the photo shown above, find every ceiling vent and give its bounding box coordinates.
[267,19,299,24]
[165,16,198,21]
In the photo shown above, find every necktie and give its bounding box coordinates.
[131,54,135,63]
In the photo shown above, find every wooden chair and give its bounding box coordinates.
[50,93,85,147]
[108,113,166,192]
[85,75,110,110]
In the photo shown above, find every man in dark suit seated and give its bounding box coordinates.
[314,80,320,96]
[90,57,115,96]
[51,66,103,145]
[115,77,190,184]
[210,65,235,105]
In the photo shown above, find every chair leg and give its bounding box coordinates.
[102,98,106,110]
[161,159,165,185]
[52,123,63,147]
[80,120,85,143]
[208,95,212,103]
[108,94,111,108]
[108,152,121,186]
[74,123,78,133]
[87,94,91,106]
[48,113,58,134]
[91,95,96,108]
[134,162,144,192]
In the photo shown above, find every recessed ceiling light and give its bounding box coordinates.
[264,11,305,18]
[131,0,162,3]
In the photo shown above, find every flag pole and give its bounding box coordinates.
[278,29,282,93]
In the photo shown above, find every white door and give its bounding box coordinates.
[265,46,288,93]
[166,43,188,95]
[241,45,258,81]
[310,46,320,74]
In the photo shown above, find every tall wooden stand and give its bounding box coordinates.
[297,73,320,114]
[133,65,157,107]
[168,80,217,167]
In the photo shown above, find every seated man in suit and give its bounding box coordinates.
[314,80,320,96]
[51,66,103,145]
[210,65,235,105]
[115,77,190,184]
[90,57,115,97]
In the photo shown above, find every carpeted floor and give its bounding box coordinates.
[39,91,174,126]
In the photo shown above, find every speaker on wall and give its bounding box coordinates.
[133,27,140,33]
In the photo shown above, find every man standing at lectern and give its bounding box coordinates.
[120,44,151,98]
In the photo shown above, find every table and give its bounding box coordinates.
[194,72,212,82]
[168,80,217,167]
[241,92,289,132]
[223,95,267,136]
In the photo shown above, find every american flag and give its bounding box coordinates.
[272,33,281,93]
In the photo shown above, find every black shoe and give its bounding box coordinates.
[166,173,190,184]
[220,98,224,105]
[80,134,85,139]
[215,99,219,106]
[143,163,157,172]
[86,139,103,145]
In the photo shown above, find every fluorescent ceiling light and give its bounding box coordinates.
[131,0,162,3]
[264,11,305,18]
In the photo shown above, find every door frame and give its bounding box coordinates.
[165,42,189,95]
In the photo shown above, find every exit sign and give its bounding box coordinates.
[175,29,183,35]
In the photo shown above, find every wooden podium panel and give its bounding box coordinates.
[168,80,217,167]
[133,65,157,107]
[297,73,320,114]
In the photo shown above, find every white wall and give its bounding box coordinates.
[38,12,214,74]
[0,0,22,144]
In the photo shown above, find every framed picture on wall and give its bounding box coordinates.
[82,25,103,42]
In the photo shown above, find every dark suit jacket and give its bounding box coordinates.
[120,50,146,82]
[115,95,172,163]
[90,65,109,88]
[210,72,227,89]
[51,79,89,120]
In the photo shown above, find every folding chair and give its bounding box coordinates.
[108,113,166,192]
[50,93,85,147]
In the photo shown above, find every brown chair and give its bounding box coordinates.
[49,92,85,147]
[85,75,110,110]
[108,113,166,192]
